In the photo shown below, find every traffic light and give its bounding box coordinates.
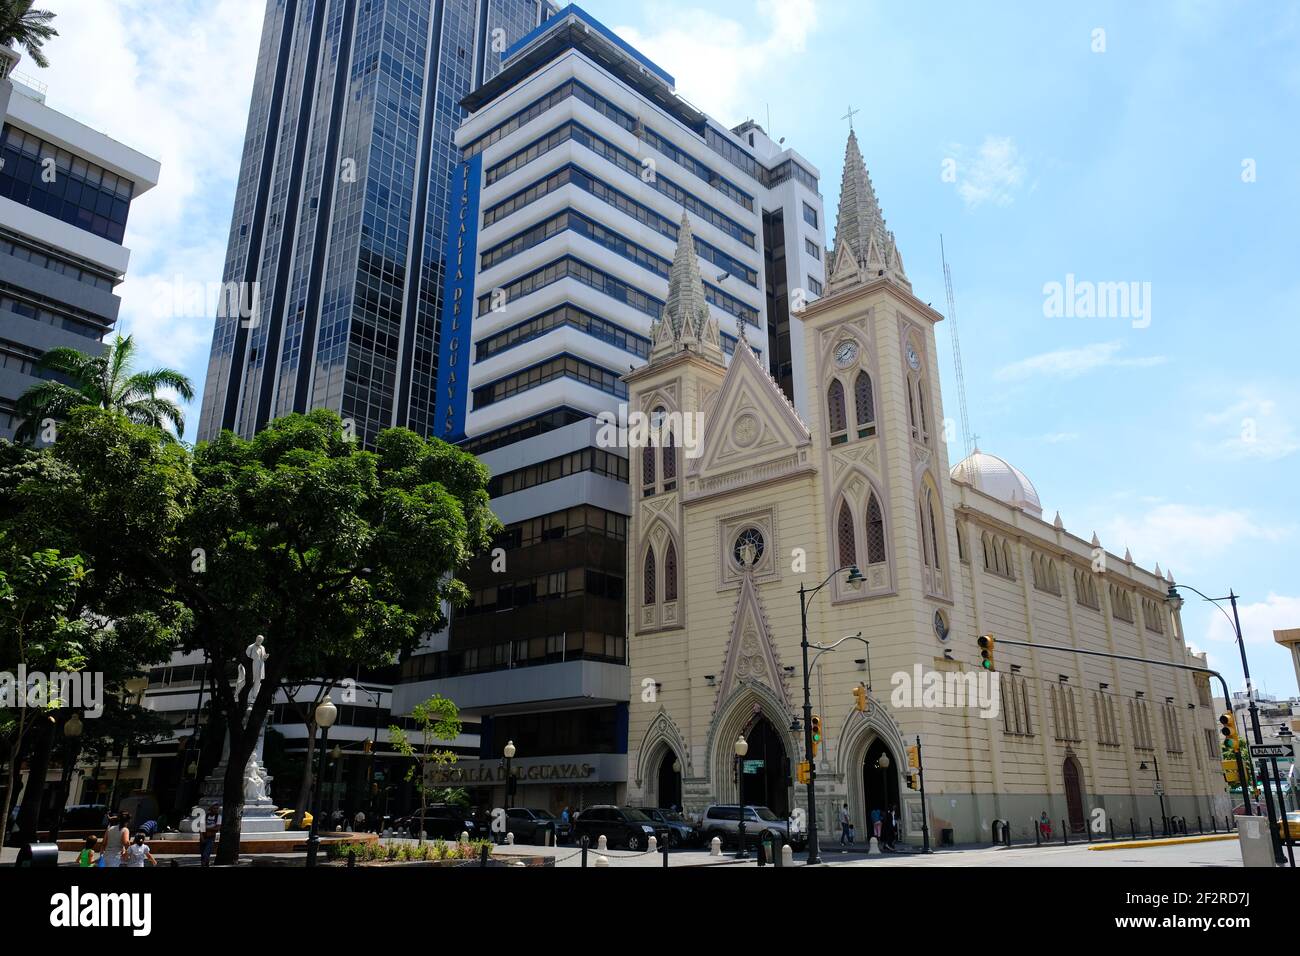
[811,715,823,757]
[1221,759,1240,786]
[796,761,810,785]
[853,683,868,712]
[905,772,920,790]
[906,744,919,770]
[1220,711,1241,753]
[977,634,996,671]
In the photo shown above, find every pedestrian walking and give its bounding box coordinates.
[101,812,130,868]
[870,806,882,841]
[881,805,897,851]
[839,803,852,848]
[125,832,156,867]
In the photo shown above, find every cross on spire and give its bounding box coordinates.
[841,105,860,130]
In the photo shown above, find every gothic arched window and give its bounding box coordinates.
[664,540,678,602]
[642,443,656,498]
[827,380,847,444]
[927,489,942,571]
[837,501,856,568]
[643,548,656,605]
[854,371,875,437]
[662,431,677,489]
[866,492,886,565]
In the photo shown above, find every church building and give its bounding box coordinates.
[623,130,1225,844]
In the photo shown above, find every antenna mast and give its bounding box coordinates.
[941,235,974,459]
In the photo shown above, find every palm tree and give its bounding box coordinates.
[13,334,195,442]
[0,1,58,69]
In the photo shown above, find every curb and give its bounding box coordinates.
[1086,834,1237,851]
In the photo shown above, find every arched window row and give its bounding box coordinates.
[1031,552,1061,596]
[1142,597,1166,634]
[826,369,877,446]
[641,405,678,498]
[980,531,1015,580]
[833,489,889,588]
[1073,568,1100,610]
[1109,585,1135,623]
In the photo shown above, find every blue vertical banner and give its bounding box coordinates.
[435,153,483,443]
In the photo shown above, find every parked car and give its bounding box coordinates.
[700,805,806,850]
[505,808,564,845]
[274,808,313,828]
[395,805,478,840]
[633,807,699,847]
[570,805,669,850]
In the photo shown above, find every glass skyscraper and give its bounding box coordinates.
[197,0,555,447]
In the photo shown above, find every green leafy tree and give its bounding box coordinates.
[0,411,193,839]
[0,549,89,848]
[388,694,463,844]
[172,411,497,863]
[13,334,195,443]
[0,1,58,68]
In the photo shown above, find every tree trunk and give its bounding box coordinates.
[0,711,32,849]
[16,715,55,844]
[214,730,256,866]
[291,720,317,830]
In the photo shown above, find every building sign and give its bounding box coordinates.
[433,153,482,443]
[742,759,764,774]
[426,760,597,786]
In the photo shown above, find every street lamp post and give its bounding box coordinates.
[51,713,83,844]
[1168,583,1284,864]
[734,735,749,859]
[503,740,516,810]
[799,564,864,865]
[875,753,890,845]
[306,694,338,867]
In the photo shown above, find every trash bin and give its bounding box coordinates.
[15,843,59,867]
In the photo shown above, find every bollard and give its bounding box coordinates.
[710,836,722,857]
[773,838,783,868]
[581,835,589,868]
[1062,821,1068,845]
[663,839,669,868]
[648,835,658,853]
[594,854,609,868]
[597,834,608,851]
[782,843,794,867]
[506,832,514,845]
[1130,818,1135,840]
[348,849,356,868]
[479,844,490,867]
[1211,816,1217,834]
[1148,818,1154,839]
[1109,819,1115,843]
[1085,821,1092,843]
[1034,818,1041,846]
[460,830,469,843]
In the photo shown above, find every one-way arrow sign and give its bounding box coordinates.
[1252,744,1294,758]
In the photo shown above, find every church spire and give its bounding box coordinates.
[650,213,724,365]
[827,128,910,295]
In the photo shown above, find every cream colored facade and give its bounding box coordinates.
[622,132,1226,844]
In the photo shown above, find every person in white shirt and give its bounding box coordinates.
[125,832,156,867]
[100,812,130,868]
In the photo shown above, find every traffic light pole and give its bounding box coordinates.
[991,633,1285,864]
[799,583,821,866]
[915,735,932,853]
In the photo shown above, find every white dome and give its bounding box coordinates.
[950,449,1043,518]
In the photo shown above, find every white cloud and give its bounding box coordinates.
[35,0,264,435]
[1203,593,1300,651]
[994,341,1167,382]
[950,135,1026,209]
[1041,431,1079,444]
[1202,388,1300,462]
[1100,503,1291,574]
[614,0,819,122]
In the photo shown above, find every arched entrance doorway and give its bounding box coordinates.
[861,737,900,829]
[655,750,682,809]
[1063,755,1086,833]
[736,714,790,817]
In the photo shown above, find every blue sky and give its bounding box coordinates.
[29,1,1300,694]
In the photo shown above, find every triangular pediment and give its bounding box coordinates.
[688,340,811,482]
[715,573,790,711]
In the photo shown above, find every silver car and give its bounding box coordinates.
[700,805,806,849]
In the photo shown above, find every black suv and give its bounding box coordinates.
[633,807,699,847]
[396,805,478,840]
[571,806,669,851]
[505,808,566,845]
